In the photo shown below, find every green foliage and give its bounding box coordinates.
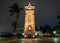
[39,26,43,31]
[9,3,23,19]
[53,25,60,33]
[9,3,23,14]
[39,24,52,33]
[44,24,52,33]
[9,3,23,33]
[19,28,24,32]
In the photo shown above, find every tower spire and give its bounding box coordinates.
[28,2,31,6]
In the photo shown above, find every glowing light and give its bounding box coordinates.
[33,35,35,37]
[22,33,24,35]
[25,29,26,31]
[29,27,31,30]
[53,31,56,34]
[35,33,38,35]
[24,35,26,37]
[28,7,31,10]
[29,23,31,25]
[53,38,58,42]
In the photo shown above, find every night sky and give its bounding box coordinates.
[0,0,60,34]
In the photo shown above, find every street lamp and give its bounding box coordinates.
[53,31,56,37]
[53,31,56,34]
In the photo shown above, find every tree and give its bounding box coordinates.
[12,22,19,32]
[43,24,52,33]
[57,15,60,25]
[39,26,44,32]
[9,3,23,37]
[53,25,60,34]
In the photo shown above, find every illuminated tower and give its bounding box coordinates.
[24,3,35,38]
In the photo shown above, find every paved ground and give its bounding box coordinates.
[0,37,60,43]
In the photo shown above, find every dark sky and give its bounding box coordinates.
[0,0,60,33]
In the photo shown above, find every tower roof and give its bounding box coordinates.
[25,2,34,10]
[28,3,31,6]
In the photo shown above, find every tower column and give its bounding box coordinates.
[24,3,35,38]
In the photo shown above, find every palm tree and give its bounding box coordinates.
[9,3,23,38]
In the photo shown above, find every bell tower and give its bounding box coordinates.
[24,3,35,38]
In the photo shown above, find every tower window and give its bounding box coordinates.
[28,15,30,19]
[28,11,31,14]
[28,19,31,23]
[29,27,31,30]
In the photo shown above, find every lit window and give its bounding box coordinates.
[28,23,31,25]
[28,15,30,19]
[28,19,31,23]
[29,27,31,30]
[28,11,31,14]
[28,7,31,10]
